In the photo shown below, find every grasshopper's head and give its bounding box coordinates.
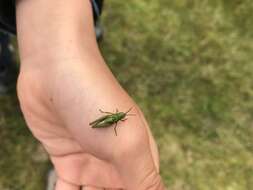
[121,107,135,119]
[118,112,127,119]
[117,107,134,120]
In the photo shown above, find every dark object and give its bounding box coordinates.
[92,0,104,41]
[0,0,16,35]
[0,30,16,94]
[92,0,104,23]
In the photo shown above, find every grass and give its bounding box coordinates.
[1,0,253,189]
[0,86,50,190]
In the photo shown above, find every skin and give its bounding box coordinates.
[15,0,165,189]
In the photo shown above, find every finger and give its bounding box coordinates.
[110,108,165,189]
[55,179,80,190]
[139,109,160,172]
[50,153,124,188]
[148,127,160,172]
[83,187,124,190]
[83,186,104,190]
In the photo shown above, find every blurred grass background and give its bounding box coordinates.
[1,0,253,189]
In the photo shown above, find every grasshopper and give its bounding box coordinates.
[89,107,135,136]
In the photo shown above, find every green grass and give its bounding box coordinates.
[0,89,50,190]
[1,0,253,189]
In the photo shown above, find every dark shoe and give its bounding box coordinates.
[0,31,17,95]
[92,0,104,41]
[95,21,103,42]
[46,169,57,190]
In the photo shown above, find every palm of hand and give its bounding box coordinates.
[17,63,161,189]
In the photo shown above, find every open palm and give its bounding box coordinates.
[17,59,164,190]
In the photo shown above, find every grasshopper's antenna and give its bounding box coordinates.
[125,107,132,114]
[126,107,135,116]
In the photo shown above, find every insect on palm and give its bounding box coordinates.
[89,107,135,136]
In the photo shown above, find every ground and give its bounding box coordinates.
[1,0,253,189]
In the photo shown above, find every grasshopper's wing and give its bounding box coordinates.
[89,115,108,126]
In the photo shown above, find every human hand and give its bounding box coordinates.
[17,58,165,190]
[15,0,165,188]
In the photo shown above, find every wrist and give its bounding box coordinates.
[16,0,97,66]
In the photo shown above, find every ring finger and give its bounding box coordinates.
[83,186,124,190]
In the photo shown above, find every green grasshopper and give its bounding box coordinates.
[89,108,135,136]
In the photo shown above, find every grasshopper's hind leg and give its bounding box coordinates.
[114,122,118,136]
[99,109,113,114]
